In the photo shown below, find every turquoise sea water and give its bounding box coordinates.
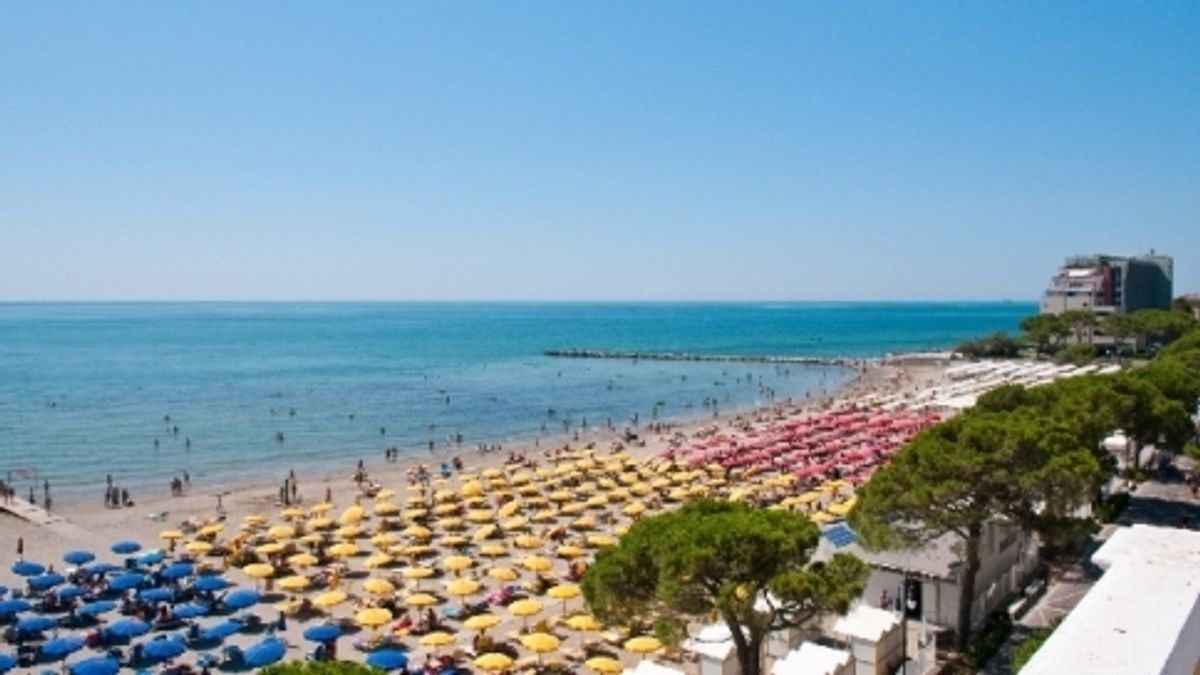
[0,302,1033,499]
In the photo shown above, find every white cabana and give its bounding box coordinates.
[772,642,853,675]
[832,604,903,675]
[623,660,687,675]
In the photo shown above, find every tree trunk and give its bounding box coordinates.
[726,621,762,675]
[954,524,983,652]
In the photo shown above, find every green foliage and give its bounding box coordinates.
[1011,619,1062,672]
[1096,491,1130,523]
[966,612,1013,668]
[261,662,379,675]
[957,332,1022,358]
[1020,314,1069,354]
[1055,343,1097,365]
[582,500,868,675]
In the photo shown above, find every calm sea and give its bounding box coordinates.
[0,302,1033,499]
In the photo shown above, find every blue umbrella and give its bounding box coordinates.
[0,653,16,673]
[200,620,242,641]
[106,617,150,639]
[79,600,117,617]
[69,656,119,675]
[82,563,121,576]
[160,562,194,581]
[11,561,45,577]
[302,623,342,642]
[172,601,209,619]
[0,599,31,615]
[56,585,86,601]
[137,587,174,603]
[243,638,286,668]
[136,551,165,566]
[41,634,84,659]
[28,573,66,590]
[141,636,186,662]
[223,588,259,610]
[108,573,144,592]
[15,615,56,633]
[366,648,409,670]
[193,576,227,592]
[0,584,8,596]
[111,541,141,555]
[63,551,95,566]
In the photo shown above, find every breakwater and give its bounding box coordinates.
[544,349,869,367]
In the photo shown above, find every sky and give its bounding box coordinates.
[0,2,1196,302]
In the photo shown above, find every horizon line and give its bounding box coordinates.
[0,297,1038,305]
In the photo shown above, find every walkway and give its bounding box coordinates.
[0,496,89,539]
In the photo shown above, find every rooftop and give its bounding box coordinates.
[772,641,852,675]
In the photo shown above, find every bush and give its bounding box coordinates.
[1096,491,1131,523]
[261,662,379,675]
[966,612,1013,668]
[1011,619,1062,672]
[956,332,1022,358]
[1054,343,1097,366]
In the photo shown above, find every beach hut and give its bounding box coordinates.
[771,642,853,675]
[622,660,686,675]
[831,604,903,675]
[681,623,740,675]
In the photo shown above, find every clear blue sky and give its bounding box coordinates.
[1,2,1196,301]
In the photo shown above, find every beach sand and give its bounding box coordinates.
[0,358,948,672]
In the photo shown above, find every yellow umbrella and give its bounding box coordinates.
[362,578,396,596]
[404,593,438,608]
[460,482,484,498]
[479,543,507,558]
[312,590,347,609]
[184,541,213,556]
[420,631,456,647]
[243,515,267,527]
[585,656,624,674]
[159,530,185,541]
[481,468,503,479]
[560,503,586,516]
[548,490,572,503]
[307,517,334,530]
[556,545,584,559]
[521,632,560,659]
[501,516,529,531]
[309,502,334,514]
[513,535,543,550]
[565,614,603,632]
[374,502,400,516]
[280,507,305,520]
[624,636,662,655]
[530,509,558,523]
[472,524,498,542]
[370,532,399,547]
[339,505,365,525]
[256,542,286,556]
[439,535,468,548]
[572,515,597,531]
[197,523,225,537]
[403,525,432,540]
[488,567,518,582]
[521,556,553,573]
[288,552,319,568]
[474,653,514,672]
[548,583,581,613]
[402,566,434,580]
[586,534,616,548]
[356,607,393,629]
[277,575,310,592]
[403,508,429,520]
[623,502,646,517]
[464,613,501,631]
[810,511,835,525]
[446,578,480,598]
[436,517,465,531]
[433,490,457,503]
[328,542,359,558]
[508,598,543,625]
[335,524,362,539]
[466,509,494,523]
[497,501,522,518]
[363,553,393,569]
[242,563,274,579]
[375,489,396,500]
[298,533,324,546]
[443,555,472,573]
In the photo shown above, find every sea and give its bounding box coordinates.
[0,302,1034,500]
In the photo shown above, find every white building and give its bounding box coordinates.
[1021,524,1200,675]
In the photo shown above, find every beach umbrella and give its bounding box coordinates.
[474,652,514,672]
[365,648,408,671]
[369,532,399,547]
[565,614,603,632]
[193,575,228,592]
[241,563,274,580]
[243,637,287,668]
[15,615,56,634]
[479,543,507,557]
[159,529,185,541]
[401,566,433,581]
[224,587,260,609]
[487,567,518,582]
[312,591,347,610]
[243,515,268,527]
[310,502,334,514]
[327,542,359,558]
[624,635,662,656]
[556,545,584,559]
[0,599,32,615]
[277,576,310,592]
[137,550,166,566]
[255,542,286,556]
[41,635,84,660]
[338,505,365,525]
[106,618,150,639]
[374,502,400,516]
[160,562,194,580]
[201,620,243,641]
[63,550,95,566]
[302,624,342,642]
[110,541,141,555]
[108,572,145,592]
[138,588,174,603]
[141,636,186,662]
[335,524,361,539]
[463,614,501,631]
[0,653,16,674]
[446,578,480,599]
[56,585,86,601]
[68,656,119,675]
[196,523,225,538]
[82,562,121,576]
[402,524,432,540]
[439,535,468,548]
[403,593,437,608]
[78,600,116,617]
[363,553,392,569]
[586,534,616,548]
[307,518,334,531]
[375,489,396,500]
[172,601,210,619]
[520,631,560,660]
[280,507,305,520]
[28,572,65,590]
[585,656,624,674]
[355,607,392,629]
[362,578,395,596]
[521,556,553,573]
[508,598,543,628]
[288,553,319,568]
[547,583,581,613]
[419,631,456,647]
[442,555,472,573]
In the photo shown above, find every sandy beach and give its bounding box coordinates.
[0,357,949,673]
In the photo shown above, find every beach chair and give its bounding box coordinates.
[221,644,244,668]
